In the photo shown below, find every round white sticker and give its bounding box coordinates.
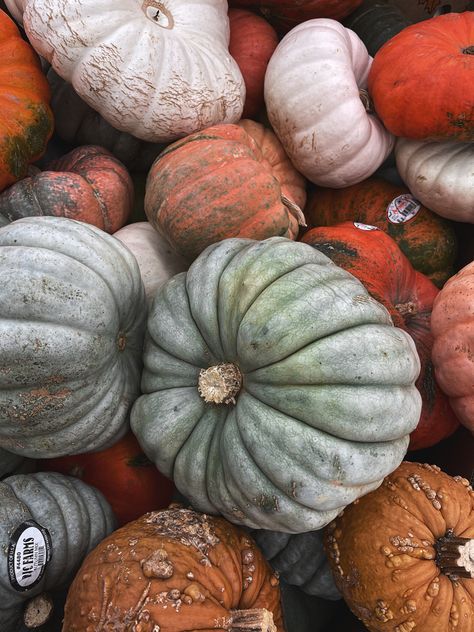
[387,194,421,224]
[7,520,52,591]
[353,222,379,231]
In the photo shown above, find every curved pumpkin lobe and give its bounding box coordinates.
[198,363,242,405]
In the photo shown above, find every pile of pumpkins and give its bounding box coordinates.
[0,0,472,630]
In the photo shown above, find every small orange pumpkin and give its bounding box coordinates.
[324,461,474,632]
[62,507,284,631]
[145,121,306,260]
[301,222,459,450]
[0,10,53,192]
[304,176,457,287]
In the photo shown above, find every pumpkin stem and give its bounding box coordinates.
[359,88,374,114]
[24,593,54,628]
[281,194,306,227]
[198,363,242,405]
[463,46,474,55]
[228,608,277,631]
[394,301,418,318]
[435,529,474,579]
[141,0,174,28]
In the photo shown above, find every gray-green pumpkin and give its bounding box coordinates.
[0,471,115,631]
[0,448,34,479]
[252,529,340,600]
[0,216,147,458]
[131,237,422,533]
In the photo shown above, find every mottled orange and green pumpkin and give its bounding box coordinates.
[324,461,474,632]
[304,177,457,287]
[0,10,53,192]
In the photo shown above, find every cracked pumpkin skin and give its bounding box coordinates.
[62,507,284,632]
[324,462,474,631]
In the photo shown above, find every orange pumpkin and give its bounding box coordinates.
[229,9,279,118]
[145,121,306,260]
[42,433,175,527]
[62,507,284,631]
[304,176,457,288]
[324,461,474,632]
[301,222,459,451]
[368,12,474,142]
[0,145,133,233]
[0,10,53,192]
[431,261,474,431]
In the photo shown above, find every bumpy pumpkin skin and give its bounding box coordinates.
[324,462,474,632]
[0,145,133,233]
[0,10,53,192]
[368,13,474,142]
[62,507,284,631]
[431,262,474,431]
[0,472,115,632]
[131,237,422,533]
[302,222,460,451]
[0,216,147,458]
[304,176,457,288]
[145,123,305,260]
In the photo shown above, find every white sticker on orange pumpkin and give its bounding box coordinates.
[353,222,379,231]
[387,195,421,224]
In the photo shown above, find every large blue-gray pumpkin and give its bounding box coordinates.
[131,237,422,533]
[0,449,34,479]
[0,471,115,631]
[0,216,147,458]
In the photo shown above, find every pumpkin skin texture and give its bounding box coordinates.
[228,9,278,119]
[0,145,133,233]
[301,222,459,451]
[131,237,422,533]
[47,69,165,172]
[0,10,53,192]
[62,507,284,631]
[252,529,340,600]
[324,461,474,632]
[395,138,474,224]
[264,19,395,188]
[114,221,189,307]
[0,216,147,458]
[22,0,245,143]
[304,176,457,288]
[41,433,175,527]
[145,123,306,260]
[368,12,474,142]
[431,262,474,431]
[0,471,115,632]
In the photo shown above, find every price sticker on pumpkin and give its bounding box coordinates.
[353,222,379,231]
[386,194,421,224]
[7,520,52,591]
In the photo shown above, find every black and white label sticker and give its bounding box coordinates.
[353,222,379,231]
[387,194,421,224]
[7,520,52,591]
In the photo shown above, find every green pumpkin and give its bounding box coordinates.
[131,237,421,533]
[0,448,34,479]
[0,471,115,631]
[0,216,147,458]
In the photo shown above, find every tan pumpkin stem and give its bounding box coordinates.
[228,608,277,631]
[198,363,242,405]
[359,88,374,114]
[436,530,474,579]
[281,194,306,227]
[395,301,418,318]
[24,593,54,628]
[141,0,174,28]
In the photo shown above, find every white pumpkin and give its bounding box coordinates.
[264,19,394,188]
[395,138,474,223]
[21,0,245,143]
[114,222,189,305]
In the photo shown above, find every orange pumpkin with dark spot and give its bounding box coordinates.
[0,145,133,233]
[304,176,457,288]
[0,10,53,192]
[42,433,175,527]
[301,222,459,451]
[62,507,284,631]
[145,121,307,260]
[324,461,474,632]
